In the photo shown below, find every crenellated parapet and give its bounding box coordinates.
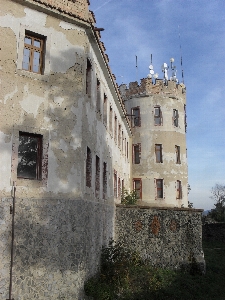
[120,78,186,101]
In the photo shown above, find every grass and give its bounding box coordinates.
[84,240,225,300]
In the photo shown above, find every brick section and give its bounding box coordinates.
[33,0,90,21]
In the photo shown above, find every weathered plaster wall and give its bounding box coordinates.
[0,197,114,299]
[121,79,188,207]
[115,205,205,271]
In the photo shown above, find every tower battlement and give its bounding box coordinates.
[119,78,186,100]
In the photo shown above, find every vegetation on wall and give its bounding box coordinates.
[121,189,137,205]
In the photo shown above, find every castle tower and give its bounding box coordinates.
[120,68,188,208]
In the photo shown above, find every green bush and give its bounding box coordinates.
[121,189,137,205]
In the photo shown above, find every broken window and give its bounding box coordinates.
[22,31,45,74]
[154,106,162,125]
[133,143,141,164]
[133,178,142,199]
[114,170,117,198]
[131,107,141,127]
[175,145,181,164]
[17,132,42,179]
[176,180,182,199]
[173,109,179,127]
[86,147,92,187]
[96,78,101,112]
[156,179,163,198]
[86,58,92,95]
[95,155,100,195]
[155,144,163,163]
[103,93,107,125]
[103,162,107,199]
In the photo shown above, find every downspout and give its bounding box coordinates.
[7,181,16,300]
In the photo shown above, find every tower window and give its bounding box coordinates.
[17,132,42,180]
[133,178,142,199]
[176,180,182,199]
[154,106,162,125]
[86,147,92,187]
[95,155,100,195]
[103,93,107,124]
[155,144,163,163]
[22,32,45,74]
[96,78,101,112]
[86,58,92,95]
[133,143,141,164]
[156,179,163,198]
[103,162,107,199]
[131,107,141,127]
[173,109,179,127]
[175,145,181,164]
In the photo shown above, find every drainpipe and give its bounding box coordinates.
[7,181,16,300]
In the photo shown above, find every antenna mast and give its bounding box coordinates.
[178,25,184,84]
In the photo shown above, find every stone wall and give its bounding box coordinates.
[202,223,225,242]
[0,197,114,300]
[115,205,205,270]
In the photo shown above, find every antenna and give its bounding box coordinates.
[170,58,178,82]
[178,25,184,84]
[135,55,138,82]
[161,62,169,85]
[147,54,158,84]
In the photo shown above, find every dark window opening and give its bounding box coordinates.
[155,144,163,163]
[22,31,45,74]
[114,115,117,143]
[95,155,100,195]
[132,107,141,127]
[118,177,121,199]
[103,93,107,124]
[86,147,92,187]
[176,180,182,199]
[133,178,142,199]
[154,106,162,125]
[156,179,163,198]
[96,78,101,112]
[173,109,179,127]
[133,143,141,164]
[17,132,42,180]
[109,106,113,133]
[103,162,107,199]
[86,58,92,95]
[175,145,181,164]
[114,170,117,198]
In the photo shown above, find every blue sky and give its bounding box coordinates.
[89,0,225,210]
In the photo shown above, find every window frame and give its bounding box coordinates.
[133,143,141,164]
[176,180,182,199]
[173,109,179,127]
[156,179,163,199]
[95,155,100,196]
[103,162,107,199]
[131,107,141,127]
[17,131,43,180]
[86,58,92,96]
[155,144,163,163]
[154,106,162,126]
[86,147,92,187]
[22,31,45,74]
[114,170,117,198]
[133,178,142,200]
[175,145,181,164]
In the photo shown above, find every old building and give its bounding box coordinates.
[0,0,204,299]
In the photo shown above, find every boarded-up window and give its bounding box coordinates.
[133,143,141,164]
[155,144,163,163]
[17,132,42,179]
[154,106,162,125]
[133,178,142,199]
[86,147,92,187]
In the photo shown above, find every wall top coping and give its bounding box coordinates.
[116,204,204,213]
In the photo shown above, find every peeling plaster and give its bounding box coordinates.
[4,86,18,104]
[0,132,12,192]
[20,84,45,117]
[59,21,85,32]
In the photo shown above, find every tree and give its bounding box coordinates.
[209,184,225,222]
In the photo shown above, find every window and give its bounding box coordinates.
[96,78,101,112]
[176,180,182,199]
[133,143,141,164]
[95,155,100,195]
[86,58,92,95]
[17,132,42,180]
[118,177,121,199]
[184,104,187,132]
[103,94,107,124]
[103,162,107,199]
[114,115,117,143]
[156,179,163,198]
[109,106,113,134]
[173,109,179,127]
[127,141,129,159]
[175,145,181,164]
[114,170,117,198]
[155,144,163,163]
[118,124,121,148]
[121,131,124,153]
[133,179,142,199]
[22,32,45,74]
[131,107,141,127]
[154,106,162,125]
[86,147,92,187]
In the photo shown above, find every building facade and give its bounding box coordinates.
[0,1,203,299]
